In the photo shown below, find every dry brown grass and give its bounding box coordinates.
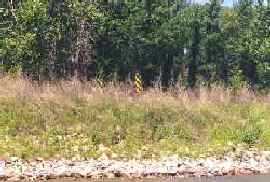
[0,76,267,107]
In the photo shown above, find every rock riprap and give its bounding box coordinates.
[0,151,270,181]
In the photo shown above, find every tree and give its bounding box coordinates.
[234,0,258,87]
[1,0,270,90]
[204,0,227,86]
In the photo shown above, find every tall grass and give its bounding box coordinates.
[0,76,270,159]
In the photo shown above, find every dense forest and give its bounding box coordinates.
[0,0,269,89]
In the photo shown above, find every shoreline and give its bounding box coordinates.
[1,151,270,181]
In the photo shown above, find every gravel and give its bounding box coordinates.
[0,151,270,181]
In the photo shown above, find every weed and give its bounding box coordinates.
[0,77,270,159]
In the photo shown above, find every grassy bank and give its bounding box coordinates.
[0,77,270,159]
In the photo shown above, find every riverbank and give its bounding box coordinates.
[1,150,270,181]
[1,78,270,159]
[1,77,270,159]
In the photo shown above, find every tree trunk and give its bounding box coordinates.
[220,53,228,86]
[72,17,92,81]
[188,21,200,89]
[162,53,174,88]
[241,54,257,87]
[47,39,56,80]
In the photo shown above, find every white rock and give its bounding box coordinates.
[0,160,5,176]
[10,157,19,162]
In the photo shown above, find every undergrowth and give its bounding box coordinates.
[0,77,270,159]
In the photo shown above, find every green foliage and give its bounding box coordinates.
[1,0,270,88]
[240,126,262,145]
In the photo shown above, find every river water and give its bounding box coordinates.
[49,175,270,182]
